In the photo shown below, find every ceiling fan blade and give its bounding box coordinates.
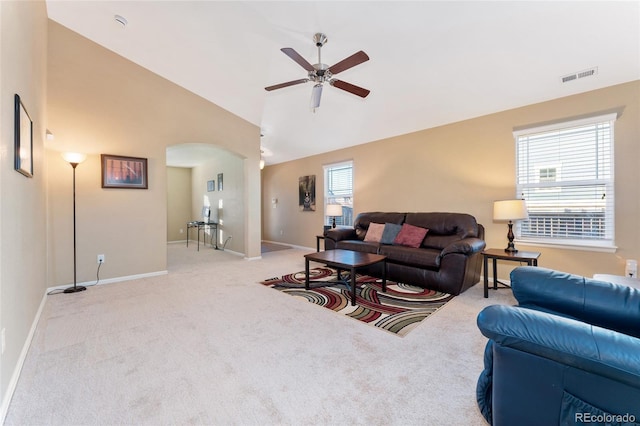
[281,48,315,72]
[265,78,309,91]
[328,50,369,75]
[330,79,370,98]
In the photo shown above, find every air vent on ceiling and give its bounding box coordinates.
[561,67,598,83]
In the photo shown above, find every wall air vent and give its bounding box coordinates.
[561,67,598,83]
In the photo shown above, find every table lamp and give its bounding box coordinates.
[326,204,343,228]
[493,199,528,253]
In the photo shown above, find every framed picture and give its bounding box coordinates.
[299,175,316,211]
[207,180,215,192]
[14,94,33,178]
[101,154,148,189]
[217,173,223,191]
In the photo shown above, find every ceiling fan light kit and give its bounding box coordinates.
[265,33,370,111]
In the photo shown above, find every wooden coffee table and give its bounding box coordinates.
[304,249,387,306]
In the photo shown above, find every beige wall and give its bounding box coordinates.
[46,21,262,287]
[167,167,192,242]
[262,80,640,279]
[191,149,245,253]
[0,0,48,413]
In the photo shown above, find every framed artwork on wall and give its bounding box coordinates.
[218,173,223,191]
[14,94,33,178]
[101,154,148,189]
[299,175,316,211]
[207,180,215,192]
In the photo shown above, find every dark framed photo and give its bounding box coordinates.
[217,173,223,191]
[14,94,33,178]
[207,180,215,192]
[101,154,148,189]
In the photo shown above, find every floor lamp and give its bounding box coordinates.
[62,152,87,293]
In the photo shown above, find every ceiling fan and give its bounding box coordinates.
[265,33,370,110]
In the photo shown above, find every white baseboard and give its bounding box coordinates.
[0,290,48,424]
[46,270,169,293]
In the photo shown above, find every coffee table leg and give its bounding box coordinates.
[305,258,310,290]
[381,260,387,292]
[350,267,356,306]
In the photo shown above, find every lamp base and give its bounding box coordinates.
[64,285,87,294]
[504,221,518,253]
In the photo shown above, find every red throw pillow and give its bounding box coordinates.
[393,223,428,248]
[364,222,385,242]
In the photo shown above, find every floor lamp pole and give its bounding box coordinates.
[64,161,86,294]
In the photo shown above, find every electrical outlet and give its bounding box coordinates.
[1,328,5,355]
[97,254,105,264]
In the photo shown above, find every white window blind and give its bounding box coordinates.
[324,161,354,227]
[514,113,616,248]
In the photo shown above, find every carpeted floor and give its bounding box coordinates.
[261,267,454,337]
[261,241,293,253]
[4,244,516,425]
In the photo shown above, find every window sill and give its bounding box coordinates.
[515,239,617,253]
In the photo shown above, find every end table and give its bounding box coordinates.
[482,248,541,298]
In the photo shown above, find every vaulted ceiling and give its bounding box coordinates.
[46,1,640,166]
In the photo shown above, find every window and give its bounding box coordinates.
[514,113,616,249]
[324,161,353,227]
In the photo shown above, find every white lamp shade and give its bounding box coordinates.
[326,204,343,216]
[62,152,87,164]
[493,199,528,221]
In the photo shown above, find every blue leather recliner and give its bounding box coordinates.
[476,266,640,426]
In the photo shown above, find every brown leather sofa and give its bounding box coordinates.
[324,212,486,295]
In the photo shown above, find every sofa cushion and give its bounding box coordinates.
[336,240,380,254]
[363,222,385,243]
[353,212,406,240]
[379,245,440,269]
[393,223,428,248]
[380,223,403,244]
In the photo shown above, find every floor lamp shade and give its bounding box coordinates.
[493,199,528,253]
[62,152,87,165]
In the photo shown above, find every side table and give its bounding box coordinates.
[482,248,541,298]
[316,235,325,252]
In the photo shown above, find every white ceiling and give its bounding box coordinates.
[46,1,640,167]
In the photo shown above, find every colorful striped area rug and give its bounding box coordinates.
[260,267,454,337]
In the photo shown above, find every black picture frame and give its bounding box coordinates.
[14,94,33,178]
[207,180,215,192]
[101,154,148,189]
[217,173,223,191]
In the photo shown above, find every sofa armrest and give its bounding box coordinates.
[510,266,640,338]
[477,304,640,389]
[324,227,357,245]
[437,237,486,265]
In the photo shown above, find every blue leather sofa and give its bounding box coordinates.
[476,266,640,425]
